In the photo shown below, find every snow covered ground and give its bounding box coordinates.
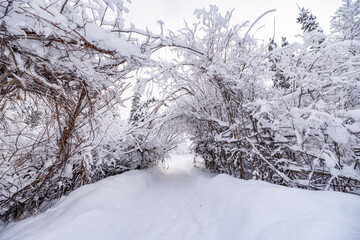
[0,154,359,240]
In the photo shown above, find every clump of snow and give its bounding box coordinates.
[0,154,359,240]
[85,24,141,57]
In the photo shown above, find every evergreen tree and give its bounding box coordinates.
[129,92,156,126]
[268,37,291,89]
[129,92,142,125]
[296,7,322,33]
[297,7,325,48]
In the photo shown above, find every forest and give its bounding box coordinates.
[0,0,359,222]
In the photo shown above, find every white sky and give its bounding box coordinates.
[124,0,343,43]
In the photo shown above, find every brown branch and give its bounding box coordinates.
[60,0,69,14]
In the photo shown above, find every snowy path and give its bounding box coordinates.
[120,174,213,239]
[1,154,360,240]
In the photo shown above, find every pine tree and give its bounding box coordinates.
[296,7,322,33]
[268,37,291,89]
[129,92,142,125]
[297,7,325,47]
[129,92,156,126]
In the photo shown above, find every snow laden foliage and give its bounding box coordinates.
[0,0,166,221]
[331,0,360,41]
[258,32,360,191]
[143,6,360,193]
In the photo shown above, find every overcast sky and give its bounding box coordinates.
[124,0,343,43]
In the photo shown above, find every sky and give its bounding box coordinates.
[124,0,343,43]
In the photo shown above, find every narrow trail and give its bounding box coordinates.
[1,154,359,240]
[119,155,222,240]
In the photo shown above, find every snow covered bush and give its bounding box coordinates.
[255,4,360,192]
[244,6,360,192]
[0,0,164,221]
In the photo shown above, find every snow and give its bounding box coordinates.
[0,154,359,240]
[85,23,141,57]
[345,109,360,120]
[327,125,350,144]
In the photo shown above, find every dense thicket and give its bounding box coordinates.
[1,0,359,222]
[144,3,360,193]
[0,0,168,221]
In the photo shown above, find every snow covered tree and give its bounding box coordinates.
[129,92,143,125]
[129,92,156,126]
[0,0,164,221]
[331,0,360,40]
[268,37,291,89]
[297,7,325,48]
[297,7,322,33]
[260,13,360,192]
